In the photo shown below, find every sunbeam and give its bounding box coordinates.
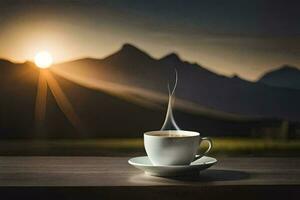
[43,70,83,133]
[51,68,253,121]
[35,70,48,124]
[51,67,164,109]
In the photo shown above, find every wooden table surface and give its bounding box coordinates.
[1,157,300,199]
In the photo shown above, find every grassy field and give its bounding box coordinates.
[0,138,300,156]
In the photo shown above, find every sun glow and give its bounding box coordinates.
[34,51,53,68]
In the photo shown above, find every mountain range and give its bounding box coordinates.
[0,43,300,138]
[258,65,300,90]
[53,44,300,121]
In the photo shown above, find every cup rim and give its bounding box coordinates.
[144,130,199,138]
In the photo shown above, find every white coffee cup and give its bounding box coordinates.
[144,130,212,166]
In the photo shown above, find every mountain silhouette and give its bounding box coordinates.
[258,65,300,90]
[0,43,300,138]
[54,43,300,121]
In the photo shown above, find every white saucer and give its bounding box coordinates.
[128,155,217,177]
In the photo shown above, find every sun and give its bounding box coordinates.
[34,51,53,69]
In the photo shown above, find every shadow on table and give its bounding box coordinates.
[129,169,249,184]
[172,169,249,182]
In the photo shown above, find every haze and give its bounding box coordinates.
[0,0,299,80]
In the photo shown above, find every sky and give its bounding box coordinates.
[0,0,299,80]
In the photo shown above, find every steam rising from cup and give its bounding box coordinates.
[161,69,181,131]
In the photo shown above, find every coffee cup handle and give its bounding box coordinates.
[193,137,213,161]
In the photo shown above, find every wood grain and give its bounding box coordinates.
[0,157,300,199]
